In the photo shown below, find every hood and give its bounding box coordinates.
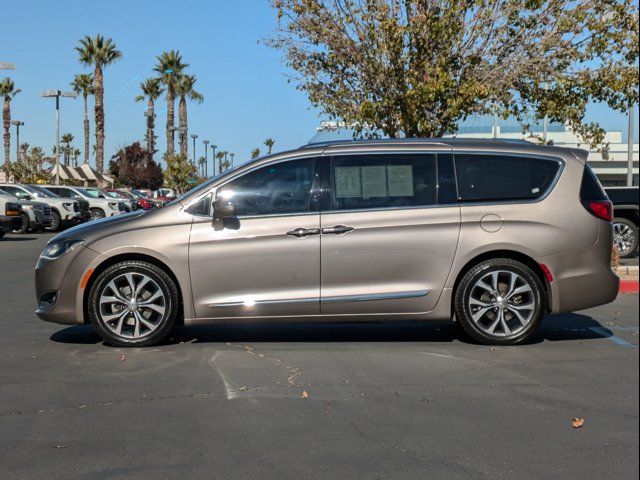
[19,200,48,208]
[50,210,147,244]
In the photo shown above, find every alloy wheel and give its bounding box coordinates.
[613,222,636,257]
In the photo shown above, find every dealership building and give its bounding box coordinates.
[311,117,639,186]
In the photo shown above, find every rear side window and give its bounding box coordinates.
[455,154,561,202]
[580,164,608,201]
[329,154,437,210]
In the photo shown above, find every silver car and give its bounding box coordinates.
[35,139,619,347]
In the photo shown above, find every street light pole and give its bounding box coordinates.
[211,144,217,177]
[628,105,635,187]
[230,152,235,168]
[11,120,24,162]
[0,62,16,70]
[191,134,198,166]
[203,140,209,177]
[41,90,77,185]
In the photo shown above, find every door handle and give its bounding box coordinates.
[322,225,354,235]
[287,227,320,238]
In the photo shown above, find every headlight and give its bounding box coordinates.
[40,239,85,261]
[108,202,118,210]
[63,202,74,211]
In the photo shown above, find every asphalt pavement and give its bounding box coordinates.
[1,232,638,480]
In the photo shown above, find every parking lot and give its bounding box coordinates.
[1,232,638,479]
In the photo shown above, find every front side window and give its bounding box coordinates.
[216,158,318,216]
[455,154,561,202]
[329,154,437,211]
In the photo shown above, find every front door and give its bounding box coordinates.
[320,151,460,316]
[188,156,322,319]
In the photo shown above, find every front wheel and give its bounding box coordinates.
[90,208,105,220]
[454,259,545,345]
[48,210,61,231]
[15,213,30,234]
[88,261,180,347]
[613,217,638,258]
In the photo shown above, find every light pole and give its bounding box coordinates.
[628,105,635,186]
[230,152,235,168]
[11,120,24,162]
[0,62,16,70]
[211,144,217,176]
[41,90,77,185]
[191,134,198,165]
[203,140,209,177]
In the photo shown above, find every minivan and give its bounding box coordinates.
[35,139,619,346]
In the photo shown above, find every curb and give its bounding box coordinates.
[619,279,639,294]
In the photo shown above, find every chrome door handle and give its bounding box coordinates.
[322,225,354,235]
[287,227,320,238]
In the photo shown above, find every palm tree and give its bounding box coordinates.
[135,78,164,156]
[174,74,204,156]
[0,78,21,165]
[264,138,275,154]
[251,147,261,159]
[154,51,188,156]
[73,148,81,168]
[215,151,225,175]
[61,133,74,166]
[75,34,122,173]
[197,156,206,177]
[70,73,94,165]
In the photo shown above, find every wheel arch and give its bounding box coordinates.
[451,249,552,315]
[82,252,185,326]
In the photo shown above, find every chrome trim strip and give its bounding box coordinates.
[209,297,319,308]
[322,290,429,303]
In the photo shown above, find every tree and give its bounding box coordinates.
[1,77,21,165]
[251,147,261,159]
[215,151,226,174]
[76,34,122,173]
[197,156,206,177]
[175,74,204,156]
[264,138,275,154]
[135,77,164,156]
[154,51,189,156]
[61,133,74,166]
[163,153,196,195]
[109,142,163,190]
[268,0,639,145]
[1,145,50,183]
[70,73,94,165]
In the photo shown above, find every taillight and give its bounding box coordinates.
[4,202,21,216]
[586,200,613,222]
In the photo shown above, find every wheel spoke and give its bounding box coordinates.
[100,295,125,305]
[506,272,518,297]
[134,276,151,298]
[475,279,494,294]
[469,297,494,308]
[508,307,530,327]
[142,303,165,315]
[507,284,531,299]
[509,301,534,311]
[140,290,162,305]
[471,306,492,322]
[487,311,502,334]
[500,310,511,335]
[106,281,125,301]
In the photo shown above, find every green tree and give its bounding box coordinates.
[0,78,21,165]
[251,147,261,159]
[163,153,196,194]
[175,74,204,156]
[61,133,74,166]
[154,51,189,156]
[264,138,275,154]
[76,34,122,173]
[269,0,639,145]
[135,78,164,156]
[1,145,50,183]
[215,151,225,174]
[70,73,94,165]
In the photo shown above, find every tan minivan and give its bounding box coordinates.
[35,139,619,346]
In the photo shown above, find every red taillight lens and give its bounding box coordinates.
[587,200,613,222]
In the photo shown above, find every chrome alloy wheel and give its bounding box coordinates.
[613,222,636,257]
[98,272,166,339]
[467,270,536,338]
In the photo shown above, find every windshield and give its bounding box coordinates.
[79,188,105,199]
[132,189,148,198]
[103,190,120,199]
[25,185,57,198]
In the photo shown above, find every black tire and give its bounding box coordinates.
[90,208,105,220]
[454,258,545,345]
[88,260,180,347]
[48,210,61,231]
[0,231,5,239]
[613,217,638,258]
[15,213,30,234]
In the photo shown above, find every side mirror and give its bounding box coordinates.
[212,197,236,220]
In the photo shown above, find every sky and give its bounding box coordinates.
[1,0,638,169]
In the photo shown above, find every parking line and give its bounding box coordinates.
[588,327,639,348]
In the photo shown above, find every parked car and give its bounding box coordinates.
[0,183,85,231]
[102,189,137,212]
[27,184,92,226]
[42,185,123,220]
[0,189,23,238]
[0,189,52,233]
[125,189,162,210]
[605,186,638,258]
[35,139,618,347]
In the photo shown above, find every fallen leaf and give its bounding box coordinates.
[572,418,584,429]
[120,354,126,362]
[238,385,248,392]
[301,390,309,399]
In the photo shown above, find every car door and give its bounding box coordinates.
[188,156,322,319]
[320,151,461,316]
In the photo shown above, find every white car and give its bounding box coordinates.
[42,185,124,220]
[0,190,23,238]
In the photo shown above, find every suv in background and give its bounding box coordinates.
[35,139,618,347]
[0,189,23,238]
[43,185,123,220]
[102,189,137,212]
[0,188,52,233]
[605,186,639,258]
[0,183,83,231]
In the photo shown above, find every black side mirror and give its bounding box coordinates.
[212,197,236,220]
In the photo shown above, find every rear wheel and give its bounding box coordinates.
[613,217,638,258]
[455,258,545,345]
[88,260,179,347]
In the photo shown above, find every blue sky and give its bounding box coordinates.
[1,0,637,168]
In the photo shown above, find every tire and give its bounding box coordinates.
[454,258,545,345]
[0,231,5,239]
[88,260,179,347]
[15,213,30,234]
[90,208,105,220]
[48,210,61,231]
[613,217,638,258]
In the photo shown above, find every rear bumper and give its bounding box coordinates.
[0,214,22,232]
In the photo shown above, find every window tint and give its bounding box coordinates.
[217,158,318,216]
[329,154,437,210]
[437,154,458,204]
[455,154,560,202]
[580,164,608,201]
[1,185,22,197]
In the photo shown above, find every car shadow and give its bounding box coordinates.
[1,236,38,241]
[50,312,616,347]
